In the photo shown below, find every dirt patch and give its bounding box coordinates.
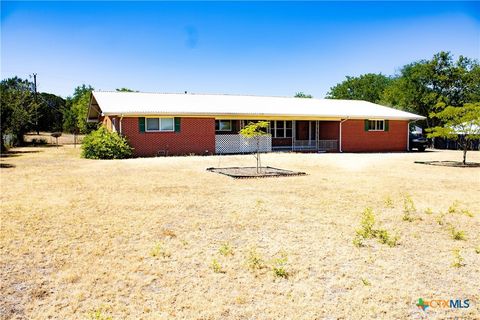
[206,166,306,178]
[414,160,480,168]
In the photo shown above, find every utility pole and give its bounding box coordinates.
[33,73,39,134]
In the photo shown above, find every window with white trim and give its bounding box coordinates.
[270,121,292,138]
[215,120,232,132]
[368,120,385,131]
[145,118,174,132]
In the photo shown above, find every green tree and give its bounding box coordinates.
[294,92,313,98]
[116,88,137,92]
[0,77,35,150]
[382,52,480,128]
[326,73,393,103]
[427,103,480,164]
[63,84,95,135]
[37,92,66,132]
[239,121,269,173]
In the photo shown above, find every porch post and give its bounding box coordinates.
[292,120,296,151]
[316,120,319,151]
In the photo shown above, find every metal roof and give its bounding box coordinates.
[88,91,426,120]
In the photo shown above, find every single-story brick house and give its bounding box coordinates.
[87,91,425,157]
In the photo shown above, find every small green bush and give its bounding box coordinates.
[81,127,133,159]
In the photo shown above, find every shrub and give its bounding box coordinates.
[81,127,133,159]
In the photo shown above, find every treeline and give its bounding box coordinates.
[0,77,137,151]
[327,51,480,128]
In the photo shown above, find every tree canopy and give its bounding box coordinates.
[0,77,35,149]
[327,73,392,103]
[426,103,480,164]
[294,92,313,98]
[327,52,480,129]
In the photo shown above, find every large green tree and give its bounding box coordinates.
[326,73,393,103]
[382,52,480,128]
[37,92,66,132]
[0,77,35,150]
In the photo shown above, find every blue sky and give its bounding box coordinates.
[1,1,479,98]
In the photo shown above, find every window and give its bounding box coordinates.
[145,118,175,132]
[215,120,232,132]
[270,121,292,138]
[368,120,385,131]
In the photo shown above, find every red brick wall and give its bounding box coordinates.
[319,121,340,140]
[121,117,215,157]
[341,119,408,152]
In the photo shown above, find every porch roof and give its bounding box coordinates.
[88,91,425,121]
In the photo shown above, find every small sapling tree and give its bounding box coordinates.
[427,103,480,165]
[239,121,270,173]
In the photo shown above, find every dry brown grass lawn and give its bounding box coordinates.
[1,146,479,320]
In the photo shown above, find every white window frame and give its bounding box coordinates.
[216,120,232,132]
[145,117,175,132]
[270,121,292,138]
[368,120,385,132]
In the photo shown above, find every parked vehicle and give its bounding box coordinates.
[409,132,429,151]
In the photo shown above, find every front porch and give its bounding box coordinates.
[214,120,339,154]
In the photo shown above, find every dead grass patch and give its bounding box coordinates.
[1,147,479,319]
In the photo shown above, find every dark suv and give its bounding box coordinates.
[409,132,429,151]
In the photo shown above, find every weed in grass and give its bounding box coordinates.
[219,242,234,256]
[384,196,394,208]
[150,243,171,258]
[402,195,416,222]
[354,208,399,247]
[361,278,371,286]
[353,235,364,248]
[452,249,465,268]
[247,247,264,270]
[272,251,289,278]
[88,308,112,320]
[424,208,433,215]
[448,201,460,214]
[211,258,224,273]
[448,225,467,241]
[460,209,474,218]
[436,213,446,226]
[376,229,400,247]
[475,246,480,254]
[356,207,376,239]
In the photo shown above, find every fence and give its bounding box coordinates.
[215,134,272,154]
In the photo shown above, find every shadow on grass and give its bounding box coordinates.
[0,150,41,158]
[414,161,480,168]
[0,163,15,168]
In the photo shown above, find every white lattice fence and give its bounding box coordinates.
[215,134,272,154]
[318,140,338,151]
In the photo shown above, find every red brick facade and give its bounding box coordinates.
[121,117,216,157]
[117,117,408,156]
[341,119,408,152]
